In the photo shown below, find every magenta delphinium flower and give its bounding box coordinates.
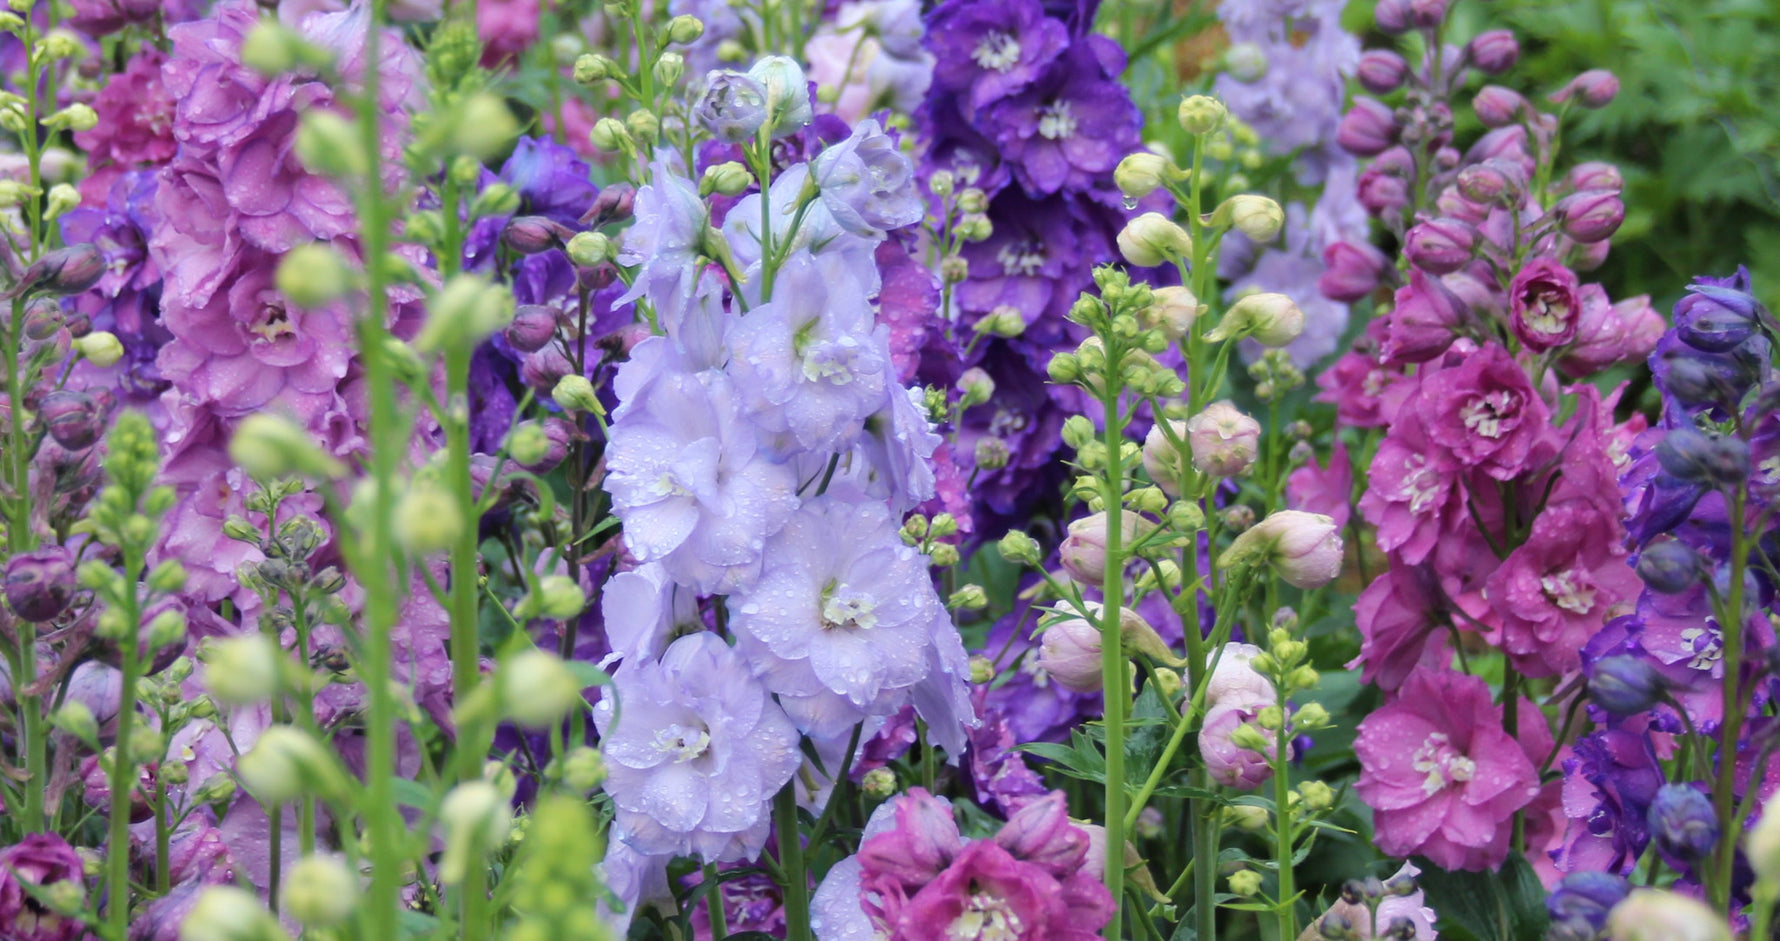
[1355,668,1543,870]
[1484,499,1642,678]
[1315,319,1413,428]
[0,834,87,941]
[1508,257,1584,352]
[1420,342,1551,480]
[1357,401,1462,565]
[729,494,943,736]
[74,48,177,204]
[595,632,802,862]
[1350,563,1452,692]
[603,345,800,595]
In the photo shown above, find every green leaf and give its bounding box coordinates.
[1415,854,1551,941]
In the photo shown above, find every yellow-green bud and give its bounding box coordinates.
[861,766,897,799]
[589,117,632,152]
[700,161,752,197]
[957,188,988,213]
[1229,722,1272,752]
[276,243,354,308]
[50,700,97,745]
[968,656,995,684]
[1117,212,1193,267]
[439,781,514,884]
[505,423,550,466]
[44,182,78,219]
[1750,805,1780,884]
[229,413,347,481]
[573,53,616,84]
[296,110,366,177]
[1177,95,1227,135]
[1226,804,1270,831]
[559,747,607,790]
[566,231,614,267]
[74,330,124,368]
[666,13,705,43]
[45,103,97,132]
[470,183,520,219]
[416,274,515,353]
[284,855,357,927]
[1114,152,1172,200]
[626,108,660,143]
[394,486,462,555]
[654,51,685,87]
[238,726,346,805]
[551,374,602,413]
[452,93,521,160]
[1213,194,1285,243]
[531,574,586,620]
[180,885,293,941]
[1294,702,1331,730]
[1227,869,1263,897]
[1206,292,1304,347]
[957,213,992,242]
[929,170,955,197]
[948,584,988,609]
[499,648,584,729]
[1299,780,1335,811]
[203,635,282,706]
[998,530,1041,566]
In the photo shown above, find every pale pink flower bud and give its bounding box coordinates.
[1141,420,1188,496]
[1037,616,1103,692]
[1225,510,1344,589]
[1058,511,1152,584]
[1200,703,1274,790]
[1205,642,1276,711]
[1605,889,1730,941]
[1182,401,1260,477]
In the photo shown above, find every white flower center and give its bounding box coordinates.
[653,723,711,763]
[1680,624,1724,672]
[1037,101,1077,140]
[646,471,691,499]
[949,893,1023,940]
[1395,453,1444,514]
[1540,569,1597,614]
[1524,293,1570,336]
[1758,455,1780,487]
[996,240,1045,277]
[1460,391,1518,439]
[800,336,866,386]
[971,31,1021,73]
[821,584,879,631]
[1411,732,1476,796]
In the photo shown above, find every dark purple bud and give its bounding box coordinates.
[1636,540,1707,594]
[6,244,106,299]
[1566,161,1623,194]
[1657,427,1749,487]
[579,183,636,227]
[21,298,62,341]
[1403,218,1476,275]
[1373,0,1412,32]
[61,310,91,338]
[38,389,104,451]
[1407,0,1447,27]
[517,418,575,473]
[500,216,571,255]
[1318,240,1389,302]
[1676,275,1766,353]
[1357,168,1410,217]
[1336,98,1399,157]
[1552,69,1619,108]
[1556,190,1624,244]
[1472,85,1525,128]
[4,547,76,622]
[1433,146,1460,170]
[1466,29,1519,74]
[1356,50,1409,94]
[693,71,770,143]
[519,348,572,394]
[1588,655,1665,716]
[1648,784,1718,862]
[504,305,558,353]
[1658,343,1763,408]
[1546,872,1629,932]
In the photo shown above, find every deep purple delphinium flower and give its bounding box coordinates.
[595,632,802,862]
[983,40,1139,197]
[0,833,87,941]
[925,0,1070,116]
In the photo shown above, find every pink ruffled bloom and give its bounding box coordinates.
[1485,499,1641,677]
[1285,438,1353,530]
[1421,342,1551,480]
[1356,668,1544,870]
[73,48,178,205]
[1351,561,1451,692]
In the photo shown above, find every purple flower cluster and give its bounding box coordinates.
[911,0,1143,526]
[594,96,974,905]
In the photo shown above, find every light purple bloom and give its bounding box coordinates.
[811,119,924,237]
[595,632,802,862]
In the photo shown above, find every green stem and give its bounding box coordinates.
[1273,716,1295,939]
[1098,375,1128,940]
[773,784,812,941]
[1711,488,1749,913]
[105,552,144,938]
[704,861,729,940]
[446,332,488,941]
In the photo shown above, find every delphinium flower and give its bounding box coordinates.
[912,0,1147,533]
[594,631,802,861]
[72,48,178,205]
[804,0,934,125]
[812,788,1115,939]
[0,834,87,941]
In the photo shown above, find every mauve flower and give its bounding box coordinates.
[1486,499,1642,678]
[983,41,1140,196]
[604,344,800,595]
[1382,267,1468,364]
[1315,319,1413,428]
[965,699,1049,816]
[729,494,943,734]
[1358,406,1463,564]
[1356,668,1543,871]
[69,0,202,36]
[1200,701,1274,789]
[614,158,710,329]
[925,0,1070,114]
[1509,258,1584,352]
[1351,561,1451,691]
[1318,239,1388,303]
[1561,287,1662,378]
[73,48,177,202]
[812,119,924,237]
[476,0,538,65]
[1284,439,1353,529]
[1421,342,1550,480]
[595,632,802,862]
[0,833,86,941]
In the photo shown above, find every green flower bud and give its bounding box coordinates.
[559,746,607,791]
[948,584,988,609]
[229,413,347,480]
[296,110,366,178]
[653,51,685,87]
[146,607,187,649]
[551,374,603,413]
[284,855,357,927]
[1294,702,1331,730]
[180,885,293,941]
[928,170,955,197]
[276,243,354,308]
[565,231,614,267]
[968,656,995,684]
[997,530,1041,567]
[532,574,586,620]
[394,486,463,555]
[499,648,584,729]
[1177,95,1228,135]
[44,103,97,132]
[416,274,515,353]
[439,781,514,884]
[1046,351,1081,384]
[572,53,617,84]
[505,423,550,467]
[1229,722,1272,752]
[1117,212,1193,267]
[194,772,237,806]
[1114,152,1172,200]
[957,188,988,213]
[238,726,347,805]
[1226,804,1269,831]
[74,330,124,368]
[626,108,660,144]
[1212,194,1285,243]
[44,182,78,220]
[470,183,520,219]
[861,766,897,798]
[1298,780,1334,811]
[589,117,632,152]
[452,93,521,160]
[699,161,752,197]
[1206,292,1304,347]
[956,212,992,242]
[1060,414,1096,450]
[202,635,283,706]
[240,22,329,75]
[51,699,97,746]
[666,13,704,43]
[1228,869,1262,897]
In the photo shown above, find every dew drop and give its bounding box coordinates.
[1122,196,1139,211]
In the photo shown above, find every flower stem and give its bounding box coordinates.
[1098,374,1128,940]
[105,549,144,937]
[1710,488,1750,913]
[773,783,812,941]
[1273,716,1296,940]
